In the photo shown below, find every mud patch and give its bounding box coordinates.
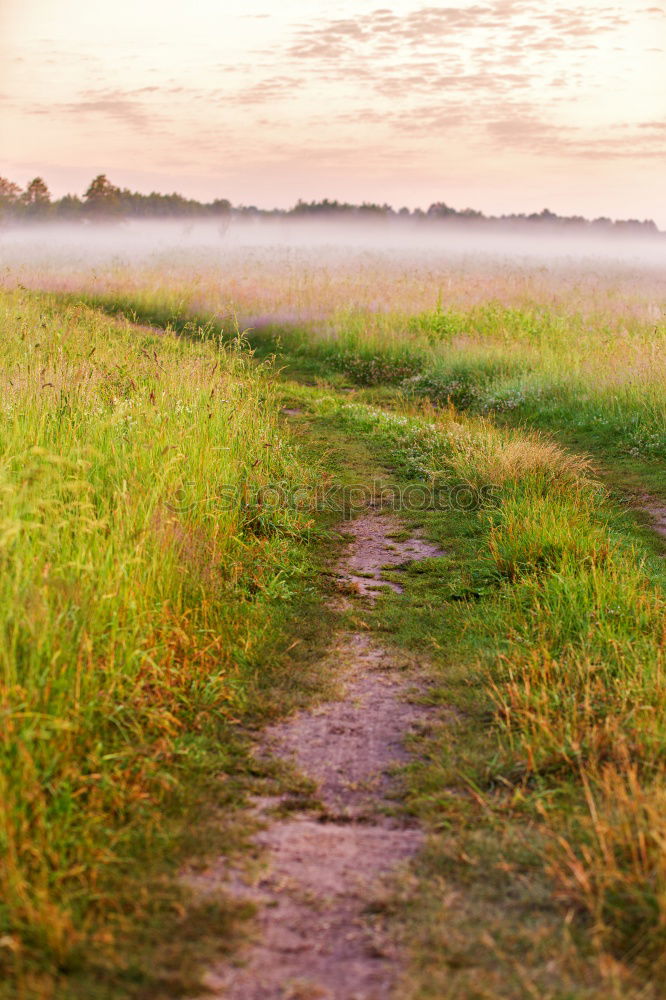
[187,512,445,999]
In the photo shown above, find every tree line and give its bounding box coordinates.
[0,174,660,235]
[0,174,231,222]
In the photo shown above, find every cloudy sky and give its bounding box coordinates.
[1,0,665,222]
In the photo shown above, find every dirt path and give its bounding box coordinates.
[636,495,666,541]
[186,513,444,1000]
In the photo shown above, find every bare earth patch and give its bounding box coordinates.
[644,503,666,540]
[185,513,445,999]
[339,513,445,598]
[633,494,666,543]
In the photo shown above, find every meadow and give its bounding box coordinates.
[6,223,664,470]
[0,286,326,994]
[0,223,665,997]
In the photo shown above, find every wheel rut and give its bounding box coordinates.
[186,513,445,1000]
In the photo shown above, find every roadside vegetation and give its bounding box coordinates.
[299,393,666,994]
[279,395,665,996]
[275,301,666,491]
[0,244,664,997]
[5,245,661,483]
[0,289,331,996]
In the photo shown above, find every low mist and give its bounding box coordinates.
[1,215,665,269]
[1,217,664,334]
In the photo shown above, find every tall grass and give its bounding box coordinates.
[1,242,665,985]
[0,289,317,972]
[2,243,664,458]
[273,303,665,461]
[316,395,666,967]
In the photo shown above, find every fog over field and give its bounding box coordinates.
[1,217,665,267]
[2,218,664,336]
[1,208,665,1000]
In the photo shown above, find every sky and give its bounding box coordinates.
[1,0,665,223]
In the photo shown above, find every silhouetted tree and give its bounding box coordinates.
[55,194,84,220]
[0,177,21,204]
[21,177,51,217]
[0,172,660,236]
[84,174,121,218]
[0,177,22,222]
[427,202,456,218]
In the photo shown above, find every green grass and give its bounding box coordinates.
[278,307,665,467]
[301,392,666,992]
[69,289,666,498]
[0,289,337,995]
[268,394,665,996]
[1,271,665,998]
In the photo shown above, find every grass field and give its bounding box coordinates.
[0,232,665,997]
[8,234,663,468]
[0,287,332,995]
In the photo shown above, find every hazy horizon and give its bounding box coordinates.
[2,216,665,277]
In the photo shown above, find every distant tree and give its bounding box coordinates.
[614,217,658,234]
[358,201,392,217]
[0,177,22,204]
[458,207,484,220]
[293,199,352,215]
[427,202,457,218]
[0,177,22,222]
[527,208,557,223]
[211,198,231,235]
[211,198,231,217]
[84,174,121,218]
[562,215,586,227]
[0,172,661,237]
[55,194,84,220]
[21,177,51,217]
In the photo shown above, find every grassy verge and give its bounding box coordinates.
[273,317,664,489]
[0,289,335,997]
[286,390,666,995]
[65,292,665,503]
